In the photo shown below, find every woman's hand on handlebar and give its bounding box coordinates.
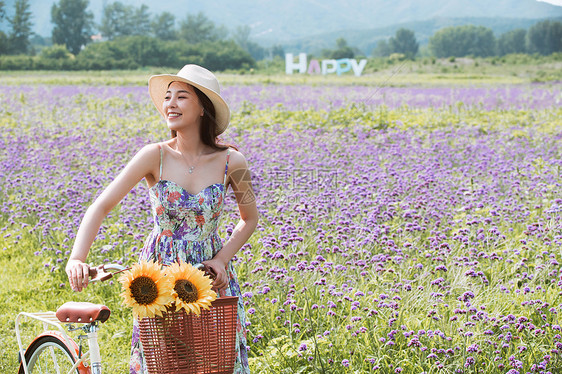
[66,259,90,292]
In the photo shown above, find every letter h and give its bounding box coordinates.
[285,53,307,74]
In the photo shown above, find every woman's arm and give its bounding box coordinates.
[204,150,259,290]
[66,143,160,291]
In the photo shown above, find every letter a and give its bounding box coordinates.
[307,59,321,74]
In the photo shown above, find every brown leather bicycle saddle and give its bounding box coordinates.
[56,302,111,323]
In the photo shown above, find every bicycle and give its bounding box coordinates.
[16,263,127,374]
[16,262,238,374]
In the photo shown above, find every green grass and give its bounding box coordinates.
[0,53,560,86]
[0,238,131,373]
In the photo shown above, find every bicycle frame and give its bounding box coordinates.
[16,263,127,374]
[15,311,92,374]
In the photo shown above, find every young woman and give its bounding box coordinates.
[65,64,258,373]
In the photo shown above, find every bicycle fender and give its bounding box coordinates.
[19,330,90,374]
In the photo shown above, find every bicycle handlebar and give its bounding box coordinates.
[88,264,128,283]
[88,262,215,283]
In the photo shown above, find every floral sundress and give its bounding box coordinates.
[129,145,250,373]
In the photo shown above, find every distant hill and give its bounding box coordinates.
[2,0,562,55]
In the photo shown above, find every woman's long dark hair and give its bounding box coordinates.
[170,84,238,152]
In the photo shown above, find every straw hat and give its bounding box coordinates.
[148,64,230,135]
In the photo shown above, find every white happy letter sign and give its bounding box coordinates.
[286,53,367,76]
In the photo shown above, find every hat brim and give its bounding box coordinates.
[148,74,230,135]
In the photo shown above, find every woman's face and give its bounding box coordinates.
[163,82,204,132]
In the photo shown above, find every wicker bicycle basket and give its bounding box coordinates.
[139,296,238,374]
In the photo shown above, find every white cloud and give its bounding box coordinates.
[537,0,562,6]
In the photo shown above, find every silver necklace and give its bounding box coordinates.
[179,149,204,174]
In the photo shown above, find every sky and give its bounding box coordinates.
[537,0,562,5]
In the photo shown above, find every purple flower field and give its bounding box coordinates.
[1,82,561,372]
[2,83,560,113]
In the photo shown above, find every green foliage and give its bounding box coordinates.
[99,1,134,40]
[389,28,419,60]
[40,43,72,59]
[232,24,266,60]
[526,20,562,55]
[2,52,561,84]
[0,54,33,69]
[178,11,227,44]
[271,44,285,59]
[151,11,177,41]
[74,36,255,71]
[429,25,496,58]
[76,36,143,69]
[51,0,94,55]
[0,30,8,54]
[7,0,33,55]
[33,44,75,70]
[132,5,151,36]
[497,28,527,56]
[99,2,152,40]
[372,40,392,58]
[321,37,356,59]
[232,24,251,50]
[201,40,256,71]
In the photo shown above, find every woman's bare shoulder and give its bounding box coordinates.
[135,142,164,160]
[227,148,249,169]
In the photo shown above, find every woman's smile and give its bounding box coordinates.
[163,82,203,129]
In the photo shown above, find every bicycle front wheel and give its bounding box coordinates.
[19,335,82,374]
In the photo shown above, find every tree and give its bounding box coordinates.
[429,25,495,58]
[75,36,255,70]
[131,4,151,36]
[8,0,33,54]
[232,25,251,51]
[0,1,5,22]
[151,11,176,41]
[0,31,8,54]
[41,43,72,59]
[99,2,152,39]
[51,0,93,55]
[178,12,227,44]
[322,37,355,59]
[245,41,265,60]
[389,28,418,59]
[497,29,527,56]
[199,40,255,71]
[0,0,7,54]
[527,20,562,55]
[270,44,284,58]
[372,39,391,57]
[99,1,134,40]
[232,25,265,60]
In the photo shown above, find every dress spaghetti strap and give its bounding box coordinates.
[157,144,163,181]
[223,148,230,191]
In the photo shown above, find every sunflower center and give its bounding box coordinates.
[175,279,199,303]
[130,276,158,305]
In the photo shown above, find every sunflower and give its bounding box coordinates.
[164,261,217,316]
[119,260,174,319]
